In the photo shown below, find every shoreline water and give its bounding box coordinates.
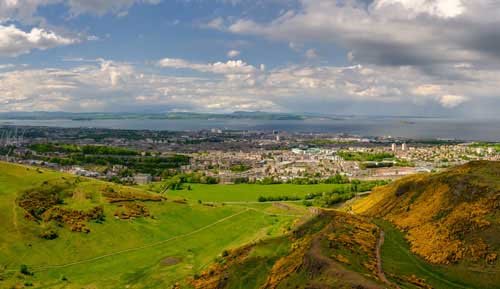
[1,118,499,141]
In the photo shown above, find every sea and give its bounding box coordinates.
[1,117,499,141]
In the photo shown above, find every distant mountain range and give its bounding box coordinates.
[0,111,446,122]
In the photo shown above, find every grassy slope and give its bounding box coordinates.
[159,183,350,202]
[377,220,479,289]
[221,237,292,289]
[192,211,386,289]
[0,162,305,288]
[354,161,500,289]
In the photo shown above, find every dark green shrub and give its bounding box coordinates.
[20,264,32,275]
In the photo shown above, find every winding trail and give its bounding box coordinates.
[375,230,400,288]
[376,226,473,289]
[220,200,303,204]
[226,203,310,218]
[388,232,472,289]
[11,199,19,233]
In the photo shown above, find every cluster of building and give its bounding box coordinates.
[181,147,350,183]
[1,125,499,184]
[181,142,500,183]
[394,143,500,164]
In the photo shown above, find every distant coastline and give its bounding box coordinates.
[0,111,310,121]
[1,115,499,142]
[0,111,450,122]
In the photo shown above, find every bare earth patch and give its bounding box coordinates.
[161,257,182,267]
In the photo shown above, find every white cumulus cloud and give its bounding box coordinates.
[0,24,77,57]
[375,0,466,18]
[439,94,468,108]
[0,0,161,22]
[157,58,257,75]
[227,49,241,58]
[305,48,318,59]
[1,59,498,115]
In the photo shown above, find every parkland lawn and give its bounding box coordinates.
[0,162,310,288]
[145,183,351,203]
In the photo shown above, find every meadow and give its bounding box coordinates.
[0,162,310,288]
[147,183,351,203]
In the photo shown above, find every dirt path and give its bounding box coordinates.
[376,231,389,284]
[309,238,384,289]
[376,230,400,289]
[389,232,472,289]
[220,200,303,204]
[12,199,19,233]
[226,204,307,218]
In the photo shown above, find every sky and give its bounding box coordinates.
[0,0,500,118]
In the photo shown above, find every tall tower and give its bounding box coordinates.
[391,143,396,152]
[402,143,407,151]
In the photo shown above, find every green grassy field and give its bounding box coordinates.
[0,162,309,288]
[377,220,499,289]
[151,183,350,203]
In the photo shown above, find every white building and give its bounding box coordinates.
[134,173,152,185]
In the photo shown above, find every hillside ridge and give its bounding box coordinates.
[354,161,500,265]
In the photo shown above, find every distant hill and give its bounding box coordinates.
[0,111,323,121]
[354,161,500,266]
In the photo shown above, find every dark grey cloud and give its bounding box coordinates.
[223,0,500,70]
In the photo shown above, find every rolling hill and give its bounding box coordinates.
[0,162,307,288]
[2,160,499,289]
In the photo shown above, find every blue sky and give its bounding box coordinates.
[1,0,500,118]
[4,1,315,68]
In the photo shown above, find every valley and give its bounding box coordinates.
[2,1,500,287]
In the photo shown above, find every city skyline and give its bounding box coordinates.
[1,0,500,118]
